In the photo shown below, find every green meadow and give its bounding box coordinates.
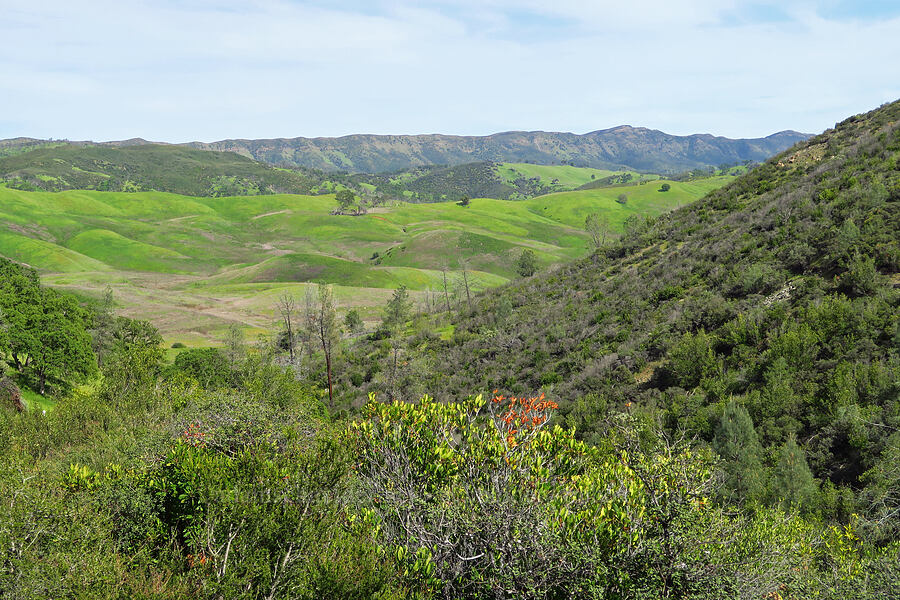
[495,162,659,190]
[0,177,729,345]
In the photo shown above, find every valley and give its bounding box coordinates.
[1,99,897,600]
[0,176,729,345]
[3,2,899,597]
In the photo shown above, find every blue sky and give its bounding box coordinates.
[1,0,898,142]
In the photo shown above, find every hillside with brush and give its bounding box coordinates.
[1,102,898,600]
[188,127,809,173]
[0,144,319,196]
[337,161,662,202]
[337,100,900,524]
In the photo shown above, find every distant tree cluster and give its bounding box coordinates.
[334,189,368,215]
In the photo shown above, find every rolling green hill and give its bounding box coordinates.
[496,162,658,195]
[331,161,725,203]
[0,176,728,344]
[0,144,319,196]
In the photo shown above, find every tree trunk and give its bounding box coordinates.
[462,268,472,311]
[390,344,399,401]
[442,270,452,313]
[319,322,333,406]
[324,349,333,406]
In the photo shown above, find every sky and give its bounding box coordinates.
[1,0,899,142]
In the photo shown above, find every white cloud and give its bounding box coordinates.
[0,0,898,141]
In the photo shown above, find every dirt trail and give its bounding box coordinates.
[251,209,291,220]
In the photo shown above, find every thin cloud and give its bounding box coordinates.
[0,0,897,141]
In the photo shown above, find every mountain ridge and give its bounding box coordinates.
[187,128,810,173]
[1,126,810,175]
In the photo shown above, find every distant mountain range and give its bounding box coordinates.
[189,127,810,173]
[2,126,810,174]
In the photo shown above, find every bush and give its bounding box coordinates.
[351,396,824,598]
[173,347,231,389]
[351,393,636,597]
[515,248,538,277]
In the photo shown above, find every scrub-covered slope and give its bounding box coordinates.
[343,100,899,517]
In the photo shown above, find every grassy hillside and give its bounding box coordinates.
[495,162,660,196]
[0,176,726,344]
[336,99,900,527]
[0,144,319,196]
[497,163,621,187]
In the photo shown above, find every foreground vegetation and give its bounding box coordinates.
[1,251,897,598]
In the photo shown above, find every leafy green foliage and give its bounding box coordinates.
[0,257,95,394]
[382,285,412,332]
[335,188,357,212]
[714,400,766,505]
[350,395,855,599]
[515,248,538,277]
[344,308,363,334]
[173,347,231,389]
[772,436,819,513]
[350,394,639,597]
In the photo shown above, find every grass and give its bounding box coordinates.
[0,179,728,346]
[67,229,191,272]
[495,163,659,192]
[0,230,112,272]
[20,386,56,412]
[497,163,619,188]
[521,177,731,230]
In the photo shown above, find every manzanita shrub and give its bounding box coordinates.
[350,392,645,599]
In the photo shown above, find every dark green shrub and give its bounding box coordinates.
[174,348,231,389]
